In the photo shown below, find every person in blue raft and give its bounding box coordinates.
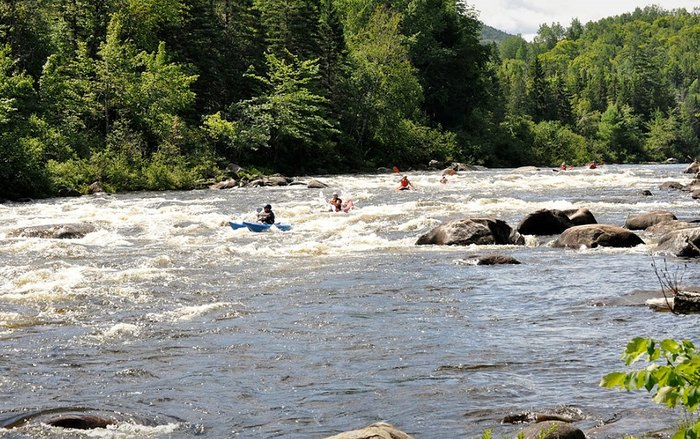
[257,204,275,224]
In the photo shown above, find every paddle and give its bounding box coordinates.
[392,166,400,173]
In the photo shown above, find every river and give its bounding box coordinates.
[1,164,698,438]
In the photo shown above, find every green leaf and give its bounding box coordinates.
[685,386,700,411]
[653,385,680,407]
[661,339,682,355]
[623,337,654,364]
[600,372,628,389]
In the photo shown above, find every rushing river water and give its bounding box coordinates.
[1,164,699,438]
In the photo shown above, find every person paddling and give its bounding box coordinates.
[397,175,414,191]
[329,193,343,212]
[257,204,275,224]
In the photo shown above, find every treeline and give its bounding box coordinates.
[0,1,698,199]
[493,5,700,168]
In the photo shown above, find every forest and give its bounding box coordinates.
[0,0,699,199]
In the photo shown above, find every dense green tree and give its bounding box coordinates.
[527,56,548,122]
[497,58,528,117]
[342,5,423,163]
[401,0,488,131]
[234,51,337,173]
[499,35,529,61]
[255,0,320,60]
[0,0,53,77]
[532,22,565,53]
[0,44,51,198]
[597,102,642,161]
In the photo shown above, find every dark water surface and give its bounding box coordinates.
[1,164,698,438]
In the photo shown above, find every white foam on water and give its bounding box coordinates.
[0,311,23,328]
[89,322,142,342]
[0,265,86,301]
[42,421,182,438]
[145,302,231,323]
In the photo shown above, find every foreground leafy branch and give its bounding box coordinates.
[601,337,700,438]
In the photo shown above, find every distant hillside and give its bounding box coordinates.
[480,24,512,44]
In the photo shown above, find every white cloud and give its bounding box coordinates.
[468,0,700,40]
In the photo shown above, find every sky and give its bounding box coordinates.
[466,0,700,40]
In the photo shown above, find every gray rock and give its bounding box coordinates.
[563,208,597,226]
[416,218,524,246]
[517,209,574,235]
[624,211,677,230]
[655,227,700,257]
[659,181,684,190]
[264,176,290,186]
[520,421,585,439]
[307,179,328,189]
[7,223,97,239]
[553,224,644,249]
[209,179,237,190]
[683,160,699,174]
[324,422,413,439]
[87,181,105,194]
[475,254,521,265]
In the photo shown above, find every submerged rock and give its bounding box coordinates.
[7,223,97,239]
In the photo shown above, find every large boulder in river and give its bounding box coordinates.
[324,422,413,439]
[416,218,524,246]
[7,223,97,239]
[562,208,597,226]
[553,224,644,249]
[655,227,700,257]
[624,210,677,230]
[264,175,290,186]
[517,209,574,235]
[209,178,237,190]
[307,179,328,189]
[646,220,699,235]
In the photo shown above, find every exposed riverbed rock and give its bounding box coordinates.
[624,210,677,230]
[654,227,700,257]
[553,224,644,249]
[324,422,413,439]
[416,218,524,246]
[87,181,105,194]
[659,181,684,190]
[475,254,521,265]
[307,179,328,188]
[519,421,585,439]
[562,208,597,226]
[264,175,291,186]
[683,160,699,174]
[7,223,97,239]
[209,178,238,190]
[673,290,700,313]
[646,220,699,235]
[517,209,574,235]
